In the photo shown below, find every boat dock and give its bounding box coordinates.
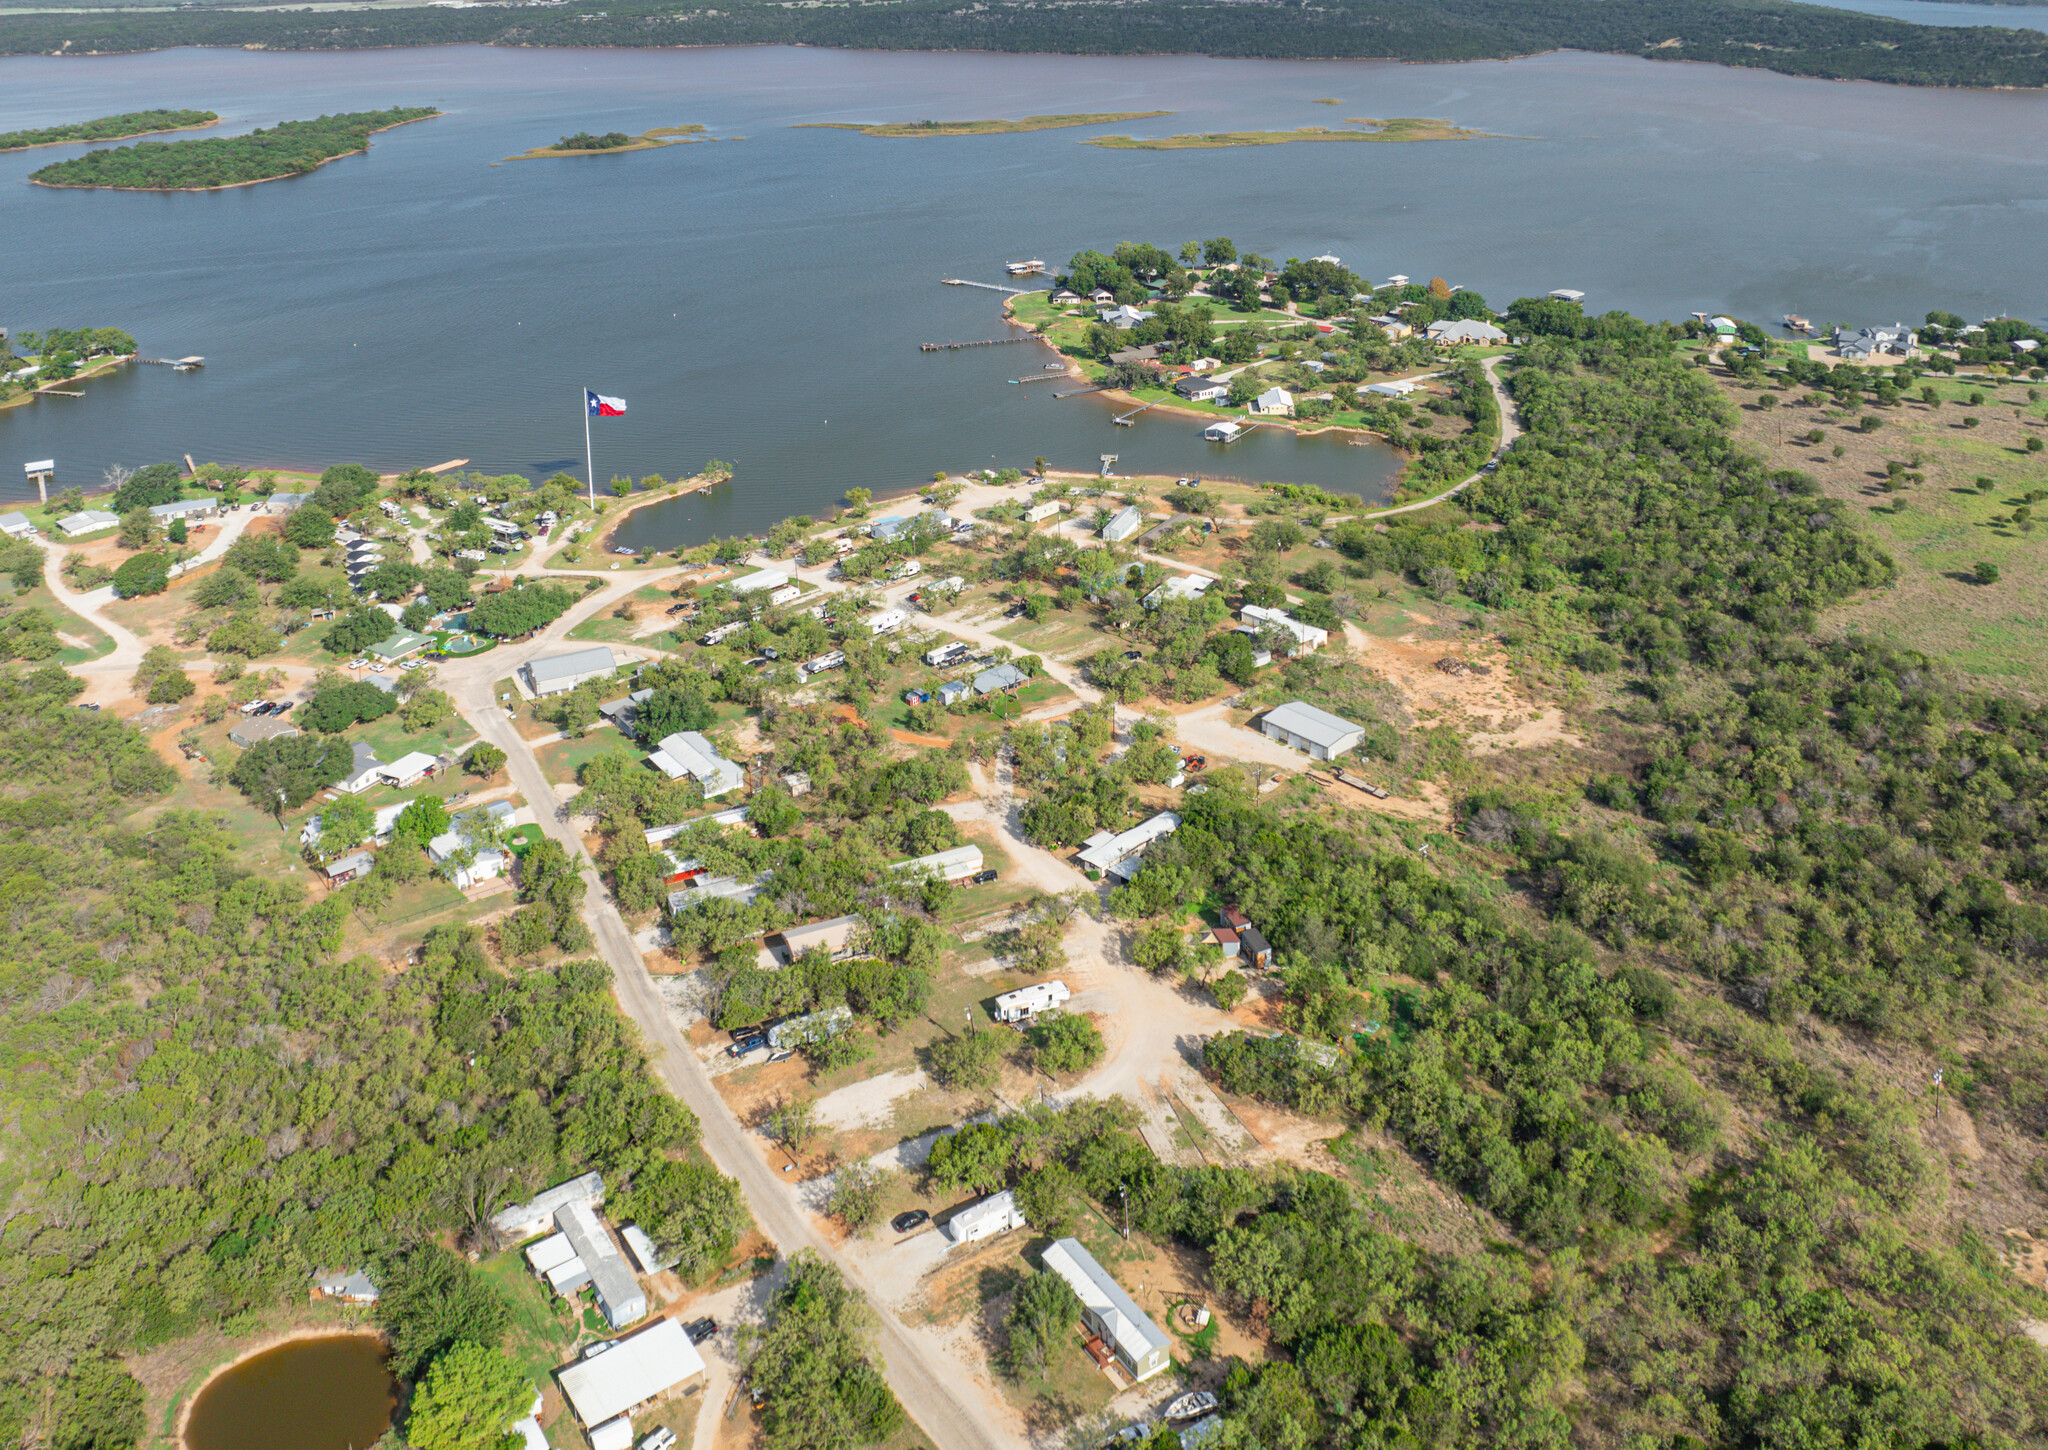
[921,336,1031,351]
[1112,400,1162,426]
[138,356,205,370]
[1783,314,1813,333]
[1009,373,1063,385]
[943,278,1034,295]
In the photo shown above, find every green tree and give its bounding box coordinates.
[111,551,170,598]
[751,1252,904,1450]
[109,462,180,513]
[395,794,451,846]
[284,504,337,549]
[1003,1270,1081,1376]
[464,742,508,777]
[227,733,352,814]
[316,793,377,859]
[166,516,188,545]
[1028,1013,1104,1076]
[46,1359,145,1450]
[613,1159,747,1276]
[927,1026,1006,1089]
[826,1162,889,1233]
[323,607,394,657]
[224,531,299,582]
[1975,561,2000,584]
[404,1341,529,1450]
[375,1246,512,1381]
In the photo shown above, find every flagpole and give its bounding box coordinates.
[583,390,595,510]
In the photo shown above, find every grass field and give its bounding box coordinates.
[1719,368,2048,687]
[535,733,638,788]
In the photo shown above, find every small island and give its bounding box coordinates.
[28,106,438,191]
[0,109,218,152]
[795,112,1172,138]
[505,124,708,160]
[1085,118,1496,150]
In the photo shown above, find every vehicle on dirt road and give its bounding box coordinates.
[891,1209,930,1233]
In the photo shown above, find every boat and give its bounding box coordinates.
[1165,1393,1218,1422]
[613,545,637,556]
[1784,314,1812,333]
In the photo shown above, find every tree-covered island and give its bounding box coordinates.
[28,106,438,190]
[0,109,216,151]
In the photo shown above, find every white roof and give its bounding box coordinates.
[491,1171,605,1238]
[995,981,1070,1013]
[557,1317,706,1427]
[1102,505,1143,541]
[513,1416,550,1450]
[1240,604,1328,647]
[526,1232,581,1275]
[0,512,30,532]
[589,1418,634,1450]
[383,750,439,780]
[57,509,120,534]
[559,1197,644,1325]
[1076,811,1180,874]
[1426,319,1507,343]
[890,844,984,880]
[1264,700,1365,750]
[647,731,743,798]
[1256,387,1292,408]
[528,646,617,687]
[1041,1237,1172,1360]
[147,497,216,518]
[1142,575,1211,608]
[730,568,790,594]
[1363,379,1417,396]
[946,1188,1026,1239]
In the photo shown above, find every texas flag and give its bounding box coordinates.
[586,389,627,418]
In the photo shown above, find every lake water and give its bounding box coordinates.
[183,1334,397,1450]
[1,45,2046,542]
[1811,0,2048,26]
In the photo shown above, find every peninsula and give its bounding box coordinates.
[505,123,709,159]
[796,111,1172,137]
[0,108,217,152]
[1085,117,1497,149]
[27,106,438,191]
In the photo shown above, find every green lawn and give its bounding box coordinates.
[535,733,639,788]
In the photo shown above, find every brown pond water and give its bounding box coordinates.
[184,1334,398,1450]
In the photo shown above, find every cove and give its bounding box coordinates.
[183,1334,397,1450]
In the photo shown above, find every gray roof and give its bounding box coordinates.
[1041,1237,1172,1360]
[490,1170,605,1239]
[1263,700,1364,749]
[228,715,301,746]
[973,663,1028,695]
[558,1198,645,1327]
[0,512,33,531]
[528,645,617,687]
[147,497,216,518]
[57,509,120,534]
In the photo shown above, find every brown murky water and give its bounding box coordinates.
[184,1335,398,1450]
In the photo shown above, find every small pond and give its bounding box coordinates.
[184,1335,398,1450]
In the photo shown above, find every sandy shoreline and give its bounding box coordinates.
[170,1325,389,1450]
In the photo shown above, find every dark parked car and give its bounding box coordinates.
[728,1033,766,1058]
[891,1209,930,1233]
[685,1317,719,1343]
[972,869,998,884]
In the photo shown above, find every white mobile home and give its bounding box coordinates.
[1040,1238,1173,1382]
[943,1189,1028,1247]
[993,980,1071,1022]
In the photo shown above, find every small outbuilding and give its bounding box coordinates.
[943,1189,1028,1247]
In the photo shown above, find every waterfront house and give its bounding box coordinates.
[0,513,32,538]
[1548,288,1586,303]
[147,497,218,523]
[1049,289,1081,304]
[1101,505,1144,542]
[1250,387,1294,417]
[1425,319,1508,346]
[1836,323,1917,360]
[1089,287,1115,303]
[1101,305,1154,330]
[1175,376,1230,403]
[56,509,119,537]
[1260,700,1366,760]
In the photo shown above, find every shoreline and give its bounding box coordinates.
[29,111,439,192]
[169,1324,389,1450]
[0,115,220,153]
[0,351,134,412]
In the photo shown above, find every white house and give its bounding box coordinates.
[1142,575,1212,610]
[56,509,119,537]
[0,512,33,538]
[1239,604,1328,652]
[1548,288,1587,303]
[147,497,219,522]
[335,743,387,795]
[492,1171,606,1242]
[891,844,985,882]
[1022,501,1065,523]
[556,1317,706,1431]
[428,830,509,889]
[647,732,743,799]
[1174,376,1230,403]
[994,980,1070,1022]
[525,646,618,697]
[1040,1238,1173,1382]
[1260,700,1367,761]
[730,568,791,595]
[943,1189,1028,1247]
[1361,379,1418,398]
[379,751,440,789]
[1101,505,1143,543]
[1250,387,1294,417]
[1076,811,1180,881]
[866,608,909,635]
[1101,305,1154,329]
[558,1198,647,1329]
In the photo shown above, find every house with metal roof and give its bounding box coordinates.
[1239,604,1328,653]
[147,497,218,521]
[0,512,32,538]
[525,645,618,697]
[368,629,431,663]
[1836,322,1917,360]
[647,731,742,799]
[556,1316,706,1430]
[1426,319,1508,346]
[56,509,119,537]
[1260,700,1366,761]
[1141,575,1212,610]
[1250,387,1294,417]
[938,679,972,707]
[335,743,387,795]
[379,751,440,789]
[1101,505,1144,543]
[1040,1238,1172,1382]
[758,914,865,967]
[973,663,1028,696]
[890,844,984,883]
[324,851,374,884]
[557,1198,646,1328]
[943,1189,1027,1247]
[491,1171,606,1242]
[1076,811,1180,882]
[1203,421,1242,443]
[1175,376,1229,403]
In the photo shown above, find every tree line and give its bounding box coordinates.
[30,106,438,189]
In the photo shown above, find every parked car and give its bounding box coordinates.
[891,1209,930,1233]
[582,1341,612,1359]
[1122,650,1143,661]
[639,1430,676,1450]
[1002,603,1027,619]
[684,1317,719,1344]
[728,1033,766,1057]
[971,868,998,884]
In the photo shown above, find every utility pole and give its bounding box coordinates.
[1120,1182,1129,1240]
